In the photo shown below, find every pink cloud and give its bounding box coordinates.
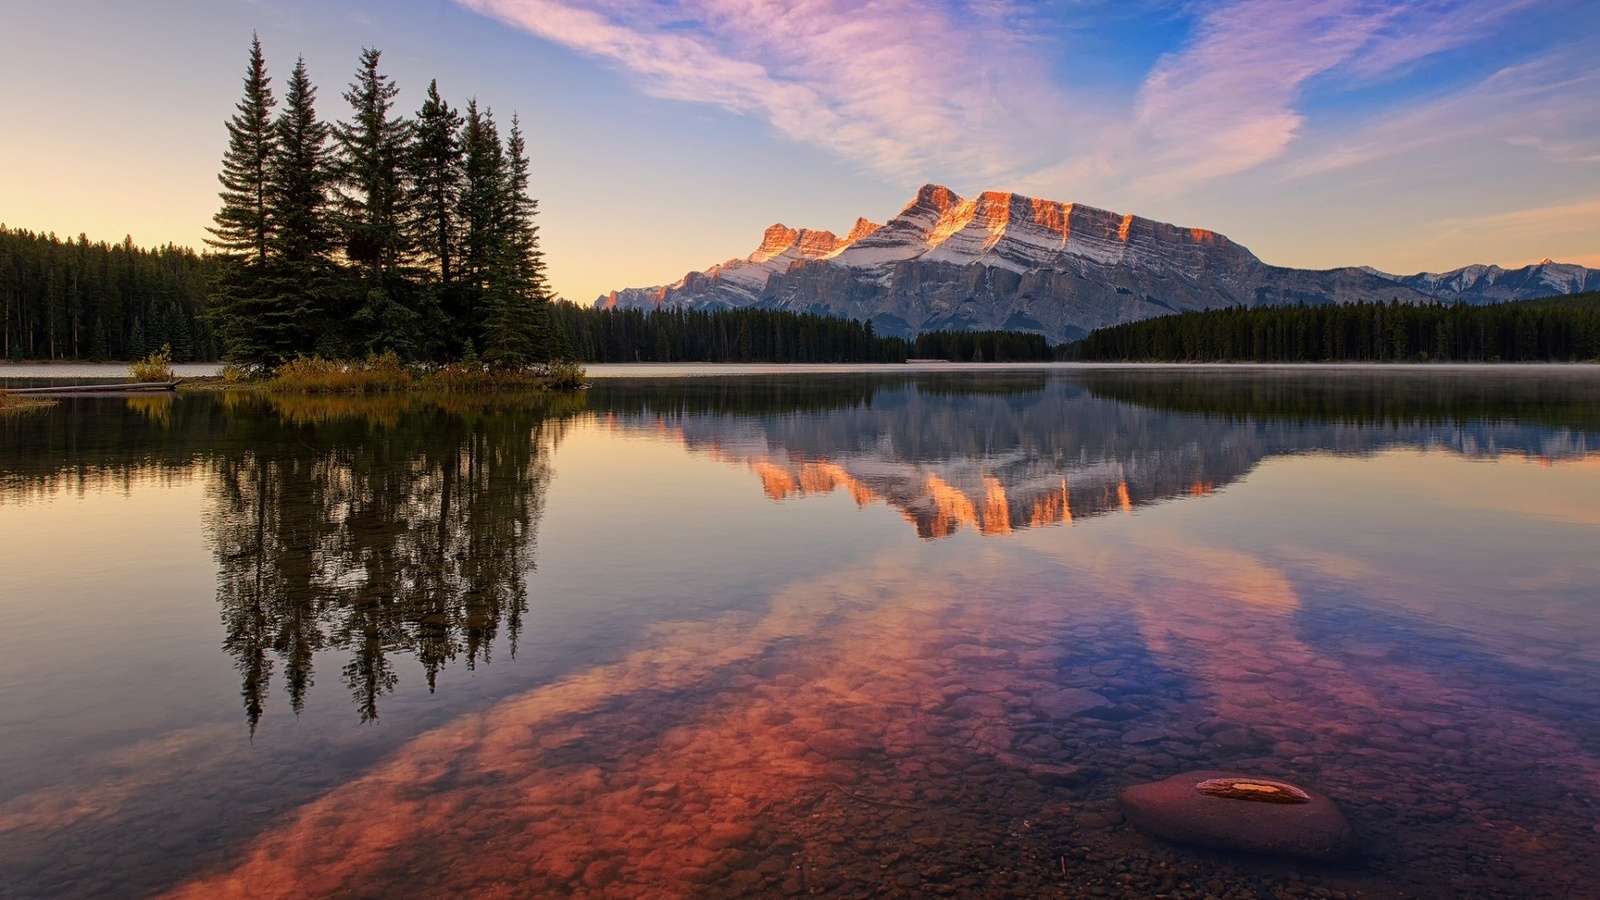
[458,0,1591,210]
[455,0,1085,183]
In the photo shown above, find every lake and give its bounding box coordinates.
[3,366,1599,898]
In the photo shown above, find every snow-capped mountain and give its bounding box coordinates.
[597,185,1600,342]
[1367,260,1600,302]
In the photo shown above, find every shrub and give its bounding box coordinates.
[221,363,260,384]
[541,360,588,391]
[129,344,175,383]
[420,362,501,394]
[268,352,414,394]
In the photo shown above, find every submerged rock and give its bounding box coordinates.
[1027,763,1087,787]
[1119,770,1356,861]
[1033,688,1115,720]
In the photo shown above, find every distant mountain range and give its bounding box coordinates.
[596,185,1600,342]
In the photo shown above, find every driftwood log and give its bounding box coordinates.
[5,380,180,396]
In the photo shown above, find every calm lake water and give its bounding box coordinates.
[3,368,1599,899]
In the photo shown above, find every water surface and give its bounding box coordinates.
[3,369,1599,898]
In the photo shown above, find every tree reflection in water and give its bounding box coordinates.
[206,393,579,729]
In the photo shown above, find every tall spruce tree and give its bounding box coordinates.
[482,115,555,368]
[335,48,419,356]
[257,56,339,362]
[407,80,464,358]
[208,35,276,264]
[207,36,277,365]
[408,80,463,285]
[457,100,503,328]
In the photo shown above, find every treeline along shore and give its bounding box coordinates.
[0,226,218,362]
[549,304,1054,363]
[1062,294,1600,363]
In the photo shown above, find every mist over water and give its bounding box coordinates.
[3,370,1599,898]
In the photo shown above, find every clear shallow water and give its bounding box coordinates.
[2,370,1599,898]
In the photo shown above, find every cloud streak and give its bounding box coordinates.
[1126,0,1549,192]
[1286,46,1600,178]
[456,0,1086,183]
[460,0,1592,206]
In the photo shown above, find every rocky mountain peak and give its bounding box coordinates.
[596,186,1599,341]
[844,217,883,244]
[907,183,962,217]
[751,224,800,261]
[750,224,850,263]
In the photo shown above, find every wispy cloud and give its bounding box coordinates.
[1436,197,1600,243]
[1125,0,1546,193]
[456,0,1088,183]
[460,0,1591,206]
[1287,47,1600,177]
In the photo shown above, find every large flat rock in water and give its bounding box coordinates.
[1119,770,1355,862]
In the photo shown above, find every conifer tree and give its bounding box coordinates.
[207,36,277,365]
[481,115,554,368]
[408,80,463,286]
[407,80,464,358]
[458,100,503,301]
[335,48,419,356]
[208,34,276,264]
[253,56,339,362]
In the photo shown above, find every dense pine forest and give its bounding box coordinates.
[206,37,560,369]
[551,304,904,362]
[1066,295,1600,362]
[907,328,1054,362]
[0,227,219,361]
[549,304,1056,363]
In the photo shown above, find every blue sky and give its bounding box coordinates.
[1,0,1596,305]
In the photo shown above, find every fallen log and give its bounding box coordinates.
[5,380,181,396]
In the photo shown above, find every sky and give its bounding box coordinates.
[1,0,1597,306]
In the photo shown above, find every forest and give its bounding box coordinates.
[552,304,901,362]
[550,303,1055,363]
[0,226,219,361]
[1065,294,1600,363]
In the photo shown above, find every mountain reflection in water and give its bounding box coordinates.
[2,368,1600,899]
[590,370,1597,539]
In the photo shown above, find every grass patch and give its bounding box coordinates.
[258,352,588,395]
[254,386,590,427]
[419,362,545,394]
[268,352,414,393]
[0,388,56,415]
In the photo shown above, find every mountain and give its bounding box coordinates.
[1363,259,1600,302]
[596,185,1600,342]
